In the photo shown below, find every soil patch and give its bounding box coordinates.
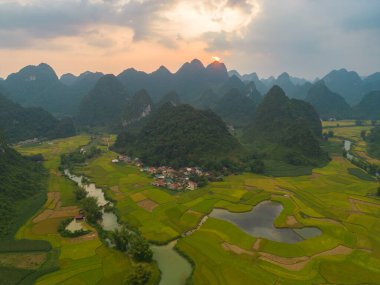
[138,199,158,212]
[0,252,47,270]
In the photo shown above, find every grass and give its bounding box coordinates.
[8,135,159,285]
[5,130,380,284]
[74,135,380,284]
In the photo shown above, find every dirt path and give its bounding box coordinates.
[222,241,354,271]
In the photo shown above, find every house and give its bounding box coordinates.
[152,179,166,187]
[111,159,119,163]
[75,214,85,221]
[187,181,198,190]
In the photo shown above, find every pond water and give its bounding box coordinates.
[65,169,191,284]
[210,201,321,244]
[151,241,193,285]
[64,170,120,230]
[65,219,84,232]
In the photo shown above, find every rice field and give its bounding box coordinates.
[74,137,380,284]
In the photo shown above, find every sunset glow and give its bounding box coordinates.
[211,56,221,62]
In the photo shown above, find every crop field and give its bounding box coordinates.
[74,137,380,284]
[10,135,159,285]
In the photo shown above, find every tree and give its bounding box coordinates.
[80,197,102,224]
[75,187,87,201]
[361,130,367,140]
[250,159,265,174]
[111,225,131,252]
[377,187,380,197]
[355,120,363,126]
[126,265,151,285]
[371,120,377,126]
[129,235,153,262]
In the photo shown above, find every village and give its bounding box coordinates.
[112,155,210,191]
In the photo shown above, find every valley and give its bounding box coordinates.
[4,121,378,284]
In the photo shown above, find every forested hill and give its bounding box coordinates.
[305,81,352,120]
[0,92,76,143]
[114,103,241,169]
[366,126,380,159]
[243,85,327,165]
[0,137,47,239]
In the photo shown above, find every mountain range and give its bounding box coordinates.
[0,61,379,126]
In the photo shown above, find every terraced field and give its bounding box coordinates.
[13,136,159,285]
[75,138,380,284]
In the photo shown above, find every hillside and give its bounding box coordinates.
[243,85,326,165]
[213,88,258,127]
[0,138,47,239]
[114,104,241,169]
[305,81,352,120]
[77,74,128,128]
[366,126,380,159]
[123,89,153,127]
[353,91,380,120]
[2,63,76,115]
[0,93,75,143]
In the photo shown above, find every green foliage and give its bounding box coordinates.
[80,197,102,224]
[0,93,76,143]
[0,142,47,239]
[57,218,90,238]
[347,168,376,181]
[0,240,51,253]
[212,88,258,127]
[249,159,265,174]
[366,126,380,159]
[115,104,241,170]
[77,74,128,128]
[60,146,101,169]
[126,265,151,285]
[377,187,380,197]
[129,235,153,262]
[243,85,327,166]
[75,187,87,201]
[305,81,352,120]
[353,90,380,120]
[111,225,153,262]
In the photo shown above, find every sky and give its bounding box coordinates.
[0,0,379,79]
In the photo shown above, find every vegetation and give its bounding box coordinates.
[127,265,152,285]
[80,196,102,224]
[366,126,380,159]
[305,81,352,120]
[114,103,242,170]
[60,145,101,170]
[0,93,76,143]
[111,225,153,262]
[57,218,90,238]
[243,85,328,166]
[0,135,47,239]
[77,74,128,128]
[353,90,380,120]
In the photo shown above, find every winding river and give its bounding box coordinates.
[65,170,322,284]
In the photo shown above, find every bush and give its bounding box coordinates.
[126,265,151,285]
[57,218,90,238]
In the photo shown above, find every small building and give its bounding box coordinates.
[111,159,119,163]
[75,214,85,221]
[187,181,198,191]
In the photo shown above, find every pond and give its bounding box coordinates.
[64,170,120,230]
[210,200,321,244]
[65,169,192,284]
[151,241,193,285]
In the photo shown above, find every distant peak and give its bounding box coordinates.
[153,65,171,74]
[190,59,204,67]
[206,61,227,70]
[278,72,290,80]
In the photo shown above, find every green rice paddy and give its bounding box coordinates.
[5,125,380,284]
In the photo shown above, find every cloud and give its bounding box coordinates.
[0,0,379,78]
